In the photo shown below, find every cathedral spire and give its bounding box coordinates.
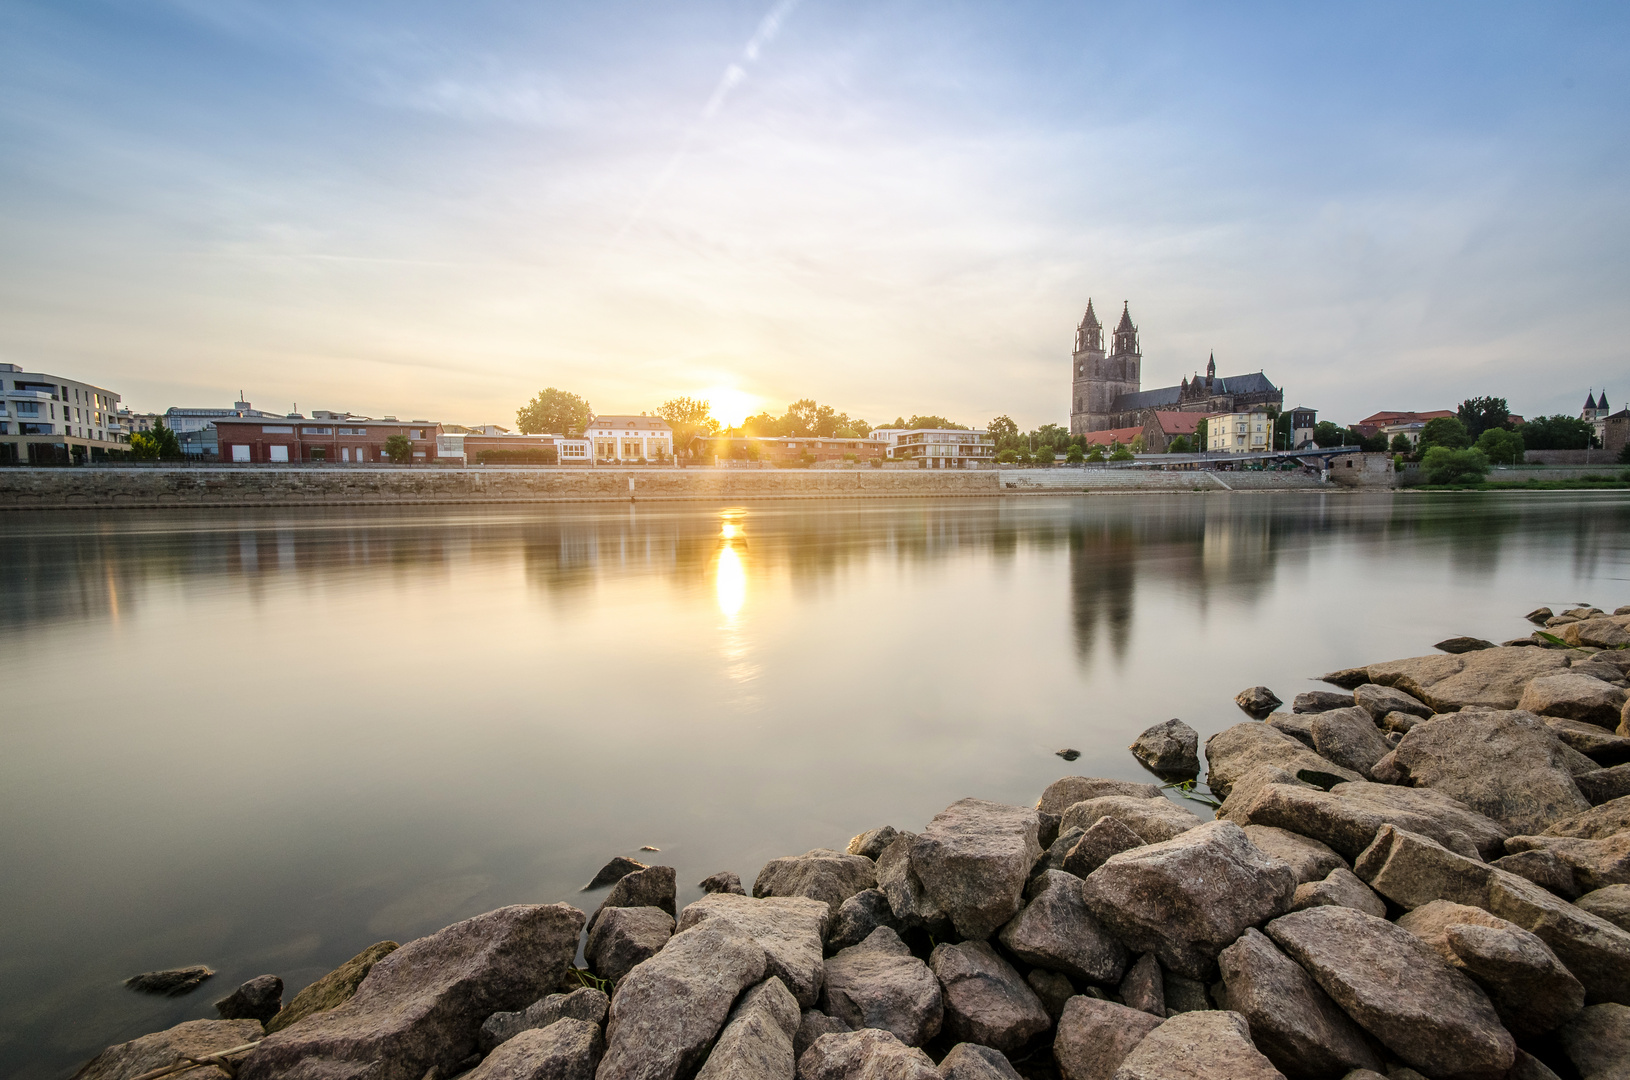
[1081,298,1100,329]
[1111,302,1139,356]
[1076,298,1103,353]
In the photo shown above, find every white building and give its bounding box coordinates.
[887,428,995,468]
[586,415,673,463]
[0,363,125,465]
[1208,407,1273,454]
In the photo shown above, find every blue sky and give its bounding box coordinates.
[1,1,1625,427]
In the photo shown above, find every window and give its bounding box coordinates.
[231,445,251,462]
[20,423,52,434]
[263,425,294,434]
[309,447,326,461]
[16,402,38,417]
[304,426,332,435]
[269,445,290,462]
[409,429,423,439]
[340,427,368,436]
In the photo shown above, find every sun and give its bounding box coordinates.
[700,386,760,429]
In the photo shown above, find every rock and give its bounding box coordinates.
[1236,686,1283,717]
[1391,709,1590,834]
[465,1020,603,1080]
[696,977,800,1080]
[1578,764,1630,805]
[1365,646,1569,712]
[875,833,946,931]
[241,905,583,1080]
[1215,765,1314,822]
[1117,953,1164,1016]
[827,888,904,952]
[796,1029,939,1080]
[1037,825,1086,874]
[754,850,876,922]
[1057,748,1082,761]
[1130,719,1199,774]
[1230,779,1507,860]
[1162,971,1210,1014]
[1060,795,1205,844]
[929,940,1051,1054]
[1546,717,1630,766]
[1559,1003,1630,1080]
[677,893,828,1008]
[588,866,676,933]
[1217,928,1382,1078]
[214,975,282,1024]
[1266,907,1514,1079]
[1037,811,1062,850]
[1291,867,1388,918]
[1436,636,1497,654]
[479,987,610,1054]
[265,941,399,1034]
[1354,682,1434,721]
[71,1019,264,1080]
[1025,969,1075,1020]
[1110,1010,1286,1080]
[587,906,675,983]
[1354,825,1630,1005]
[1453,922,1585,1037]
[1503,831,1630,893]
[999,870,1128,985]
[794,1011,852,1060]
[123,966,214,996]
[1038,777,1164,816]
[1266,711,1317,748]
[846,827,900,861]
[1507,1050,1566,1080]
[910,799,1042,941]
[937,1043,1021,1080]
[700,872,747,895]
[1560,616,1630,649]
[1320,667,1371,690]
[1520,674,1628,727]
[1379,712,1424,737]
[1080,820,1296,979]
[1062,817,1147,878]
[1242,825,1347,885]
[1294,691,1357,713]
[1310,707,1393,779]
[585,857,648,890]
[1203,723,1363,799]
[1572,659,1630,687]
[1576,884,1630,932]
[1051,996,1163,1080]
[1543,795,1630,838]
[821,928,942,1047]
[1527,607,1556,624]
[596,921,767,1080]
[1491,848,1581,898]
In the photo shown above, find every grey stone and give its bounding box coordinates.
[1162,971,1210,1014]
[1062,817,1146,878]
[265,941,399,1034]
[1059,795,1205,844]
[1520,673,1628,727]
[754,849,877,921]
[1025,969,1075,1020]
[1215,765,1314,823]
[215,975,282,1024]
[828,888,904,952]
[1051,996,1163,1080]
[1571,659,1630,687]
[821,928,942,1047]
[1560,616,1630,649]
[1130,719,1199,774]
[794,1011,851,1060]
[1203,723,1363,799]
[1291,868,1388,918]
[1576,884,1630,932]
[1265,907,1514,1080]
[795,1029,938,1080]
[240,904,584,1080]
[1267,712,1317,749]
[1320,667,1371,690]
[1507,1050,1566,1080]
[1353,683,1433,721]
[1217,928,1382,1079]
[587,907,674,984]
[1527,607,1556,624]
[1293,691,1357,714]
[910,799,1042,941]
[1110,1010,1285,1080]
[465,1020,603,1080]
[1578,763,1630,805]
[936,1043,1021,1080]
[1435,636,1497,654]
[1545,717,1630,766]
[479,987,610,1055]
[1036,825,1085,874]
[588,866,676,934]
[696,978,801,1080]
[124,966,215,997]
[1242,825,1347,885]
[1379,711,1423,736]
[875,833,946,930]
[1037,776,1164,817]
[1080,820,1297,979]
[929,940,1051,1054]
[1542,795,1630,838]
[999,870,1128,985]
[700,872,747,896]
[71,1020,264,1080]
[1491,847,1582,898]
[1236,686,1283,717]
[846,827,901,861]
[1309,707,1392,780]
[596,921,767,1080]
[1504,831,1630,894]
[1037,811,1062,850]
[1449,921,1586,1037]
[1558,1002,1630,1080]
[585,857,647,891]
[1117,953,1164,1016]
[1365,646,1569,712]
[1232,779,1508,860]
[677,892,828,1008]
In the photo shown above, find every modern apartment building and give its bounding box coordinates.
[886,428,994,468]
[0,363,125,465]
[690,434,888,465]
[586,416,673,463]
[213,414,442,464]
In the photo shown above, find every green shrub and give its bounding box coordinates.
[996,448,1018,464]
[1418,416,1471,453]
[1474,427,1524,466]
[1619,442,1630,465]
[1065,445,1085,463]
[1036,446,1056,464]
[475,448,557,465]
[1110,444,1134,461]
[1086,444,1104,463]
[1167,435,1192,453]
[1420,446,1489,485]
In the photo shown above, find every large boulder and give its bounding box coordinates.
[1060,795,1205,844]
[464,1019,603,1080]
[1117,953,1164,1017]
[586,857,648,890]
[827,889,904,952]
[1558,1002,1630,1080]
[1215,765,1314,823]
[1545,717,1630,766]
[215,976,283,1024]
[796,1029,939,1080]
[1203,724,1363,799]
[1230,780,1507,860]
[1365,646,1568,711]
[700,872,747,896]
[73,1020,264,1080]
[1309,708,1392,779]
[1293,691,1356,714]
[587,907,674,984]
[1217,928,1382,1078]
[1503,831,1630,893]
[937,1043,1021,1080]
[1051,996,1162,1080]
[1521,673,1628,727]
[1266,907,1514,1079]
[677,893,828,1008]
[1061,817,1146,878]
[1079,820,1296,979]
[1241,825,1346,885]
[820,928,942,1047]
[695,978,801,1080]
[240,905,583,1080]
[794,1011,851,1059]
[998,870,1128,986]
[875,833,946,930]
[1559,615,1630,648]
[1542,795,1630,839]
[588,866,676,933]
[1236,686,1283,716]
[1109,1010,1285,1080]
[1289,867,1387,918]
[1353,683,1432,721]
[479,987,609,1054]
[929,941,1051,1054]
[265,941,399,1034]
[1037,777,1164,816]
[596,921,767,1080]
[846,827,901,861]
[1576,885,1630,932]
[754,850,877,921]
[1389,709,1590,835]
[1578,764,1630,805]
[909,799,1042,941]
[1130,719,1199,775]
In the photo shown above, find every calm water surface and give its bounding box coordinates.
[3,492,1629,1078]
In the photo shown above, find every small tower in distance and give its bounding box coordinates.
[1069,300,1105,434]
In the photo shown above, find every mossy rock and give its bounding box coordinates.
[264,941,399,1034]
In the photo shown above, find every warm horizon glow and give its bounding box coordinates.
[701,387,762,429]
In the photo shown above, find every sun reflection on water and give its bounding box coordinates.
[716,543,746,617]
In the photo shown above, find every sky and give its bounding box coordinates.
[0,1,1626,430]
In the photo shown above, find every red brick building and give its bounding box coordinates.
[214,415,441,464]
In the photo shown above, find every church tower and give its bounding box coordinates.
[1069,300,1104,434]
[1071,300,1144,433]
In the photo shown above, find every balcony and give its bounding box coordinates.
[4,389,55,401]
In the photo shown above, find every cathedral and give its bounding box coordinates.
[1068,300,1283,434]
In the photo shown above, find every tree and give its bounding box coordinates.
[657,397,719,458]
[1086,443,1104,463]
[1417,416,1471,453]
[1312,421,1348,448]
[903,414,965,431]
[1065,444,1085,463]
[1519,415,1597,450]
[1196,418,1208,449]
[384,434,413,463]
[988,415,1019,449]
[1619,441,1630,465]
[149,418,181,459]
[1475,427,1525,466]
[1110,444,1134,461]
[129,431,160,460]
[1168,435,1193,453]
[517,388,592,436]
[1274,410,1294,451]
[1130,434,1144,453]
[1036,445,1056,464]
[996,448,1018,463]
[1359,431,1389,453]
[1017,449,1033,465]
[1457,396,1511,440]
[1420,446,1489,485]
[1389,433,1413,454]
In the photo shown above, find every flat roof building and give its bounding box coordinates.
[0,363,125,465]
[214,415,442,465]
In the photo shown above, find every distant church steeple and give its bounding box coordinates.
[1206,352,1216,390]
[1076,299,1103,353]
[1112,302,1139,356]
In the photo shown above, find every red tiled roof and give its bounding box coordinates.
[1358,410,1454,426]
[1151,411,1205,435]
[1080,426,1144,446]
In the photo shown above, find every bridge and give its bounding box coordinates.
[1098,446,1370,470]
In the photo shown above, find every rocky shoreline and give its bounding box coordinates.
[75,604,1630,1080]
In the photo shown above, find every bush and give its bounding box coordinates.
[996,448,1018,464]
[1036,446,1056,464]
[1065,445,1085,464]
[1474,427,1524,466]
[1167,435,1192,453]
[1110,444,1134,461]
[1086,444,1104,463]
[1017,449,1032,465]
[1420,446,1489,485]
[1389,433,1412,454]
[384,434,413,463]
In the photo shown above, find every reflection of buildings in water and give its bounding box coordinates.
[1068,523,1137,663]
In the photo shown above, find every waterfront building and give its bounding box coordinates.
[1289,406,1318,449]
[1208,407,1275,454]
[1080,426,1145,449]
[1141,411,1205,453]
[1583,391,1612,446]
[214,415,441,464]
[1353,410,1453,442]
[691,434,888,465]
[0,362,125,465]
[437,430,592,465]
[888,429,994,467]
[160,400,282,457]
[586,416,673,463]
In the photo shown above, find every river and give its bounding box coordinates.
[1,491,1627,1078]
